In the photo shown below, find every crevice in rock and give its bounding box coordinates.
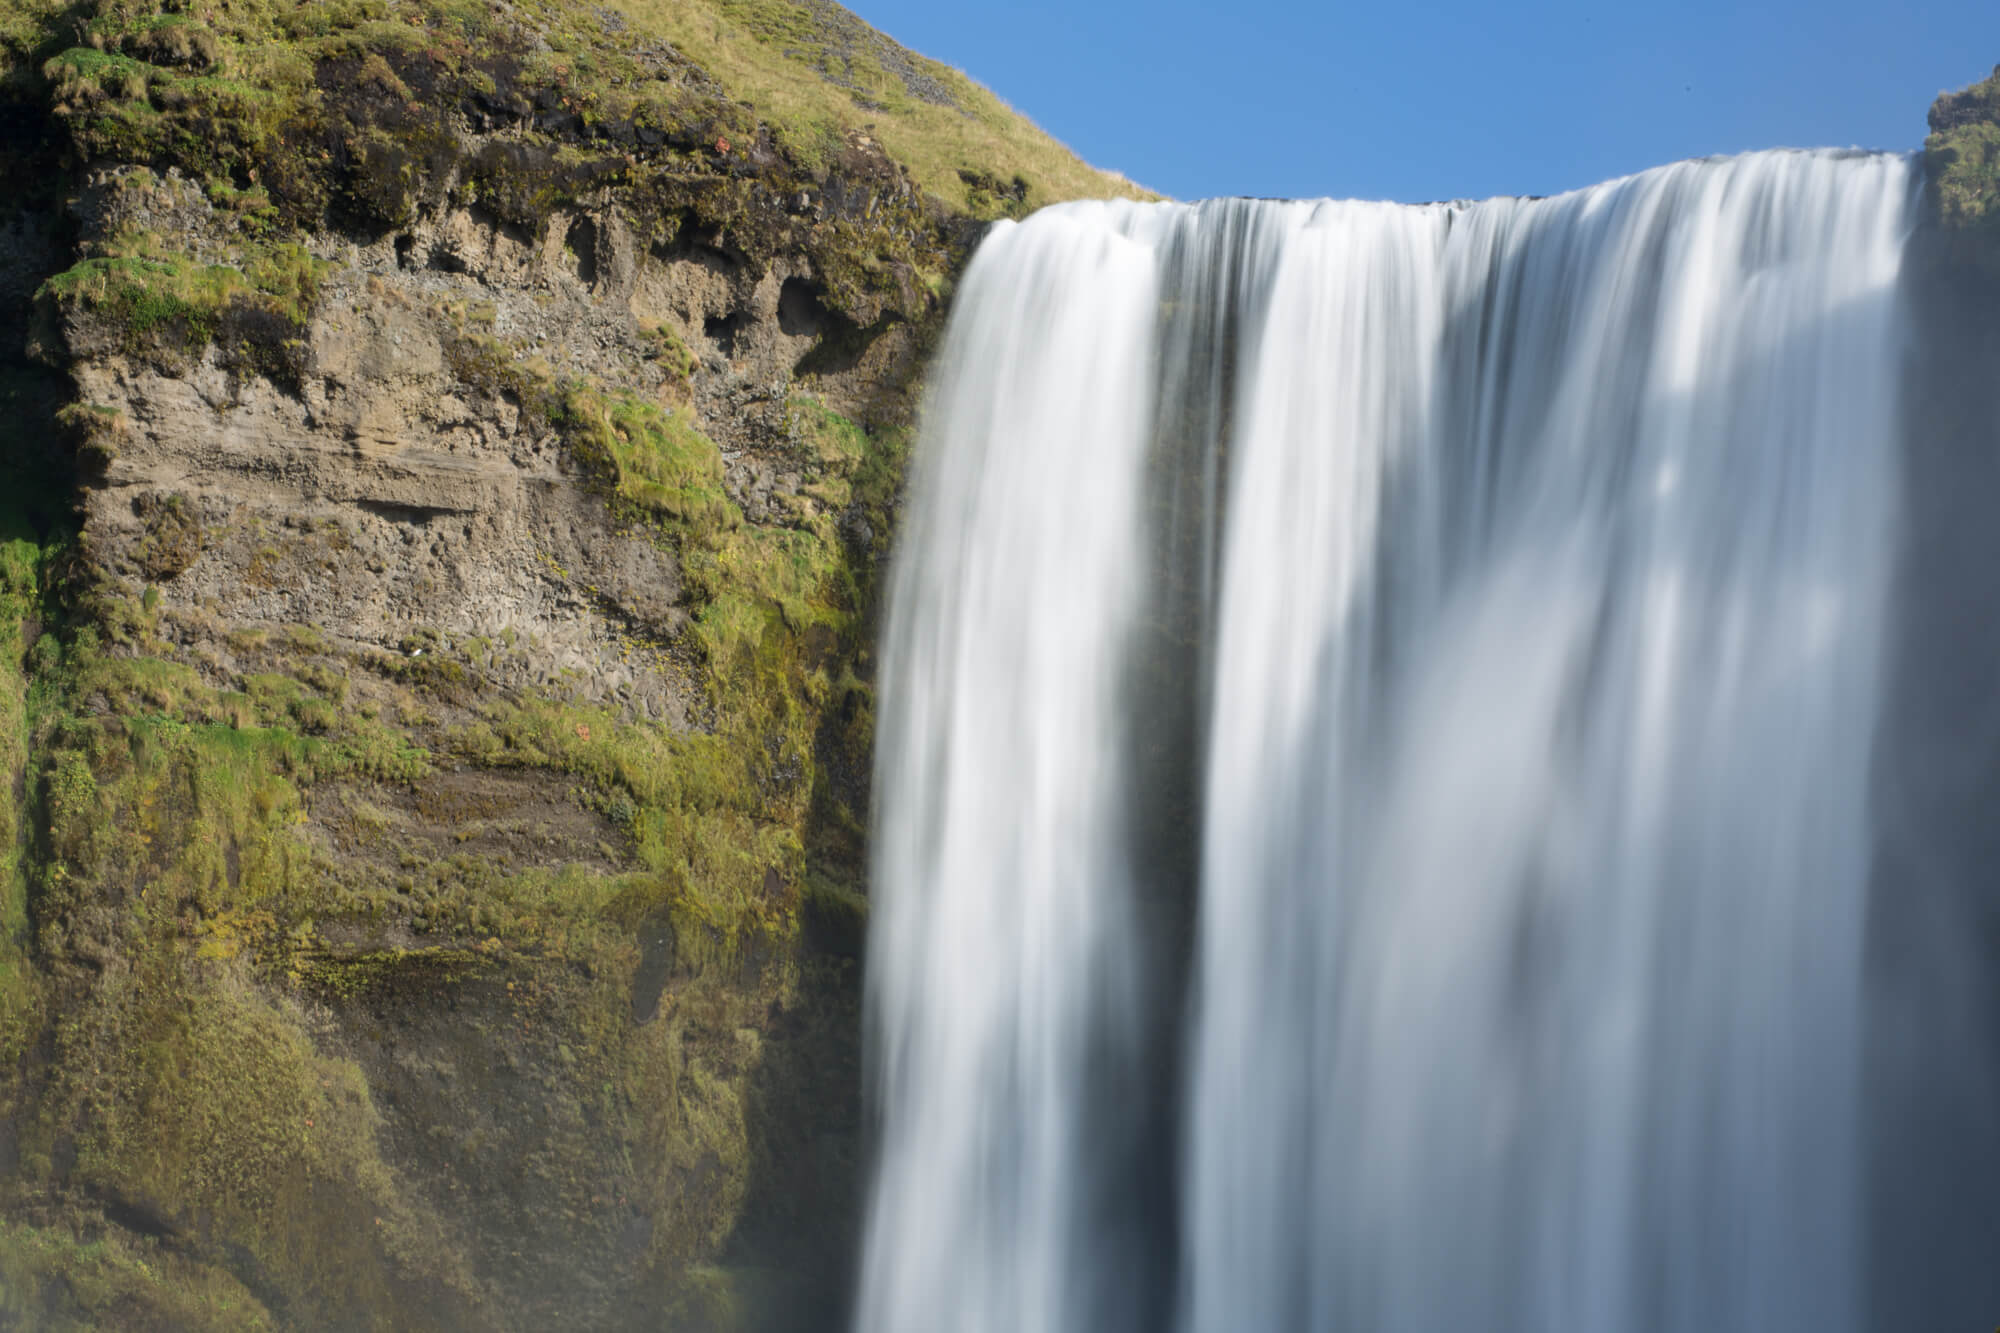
[778,276,828,337]
[357,499,476,524]
[704,310,753,357]
[794,313,890,378]
[565,215,599,287]
[467,202,534,252]
[653,212,743,275]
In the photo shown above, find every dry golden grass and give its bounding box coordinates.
[601,0,1156,213]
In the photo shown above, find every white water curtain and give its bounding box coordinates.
[862,150,1915,1333]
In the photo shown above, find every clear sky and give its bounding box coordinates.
[845,0,2000,203]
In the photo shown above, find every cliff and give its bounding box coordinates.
[0,1,1139,1328]
[1874,66,2000,1326]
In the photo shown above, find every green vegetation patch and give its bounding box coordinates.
[616,0,1150,213]
[1928,64,2000,232]
[0,0,68,94]
[565,387,738,537]
[15,0,1143,283]
[39,227,330,377]
[43,253,249,342]
[0,1216,274,1331]
[0,365,71,1078]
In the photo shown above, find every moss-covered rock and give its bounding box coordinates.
[0,0,1131,1325]
[1927,65,2000,264]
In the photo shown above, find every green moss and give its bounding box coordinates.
[0,1217,275,1331]
[25,626,444,954]
[0,376,882,1322]
[24,953,477,1327]
[42,254,244,340]
[43,39,299,185]
[1931,119,2000,228]
[305,386,898,979]
[86,13,224,71]
[39,230,330,370]
[643,319,699,396]
[564,386,738,536]
[1928,65,2000,232]
[8,620,496,1322]
[291,942,486,999]
[445,700,798,964]
[0,366,72,1076]
[0,0,68,93]
[43,47,155,98]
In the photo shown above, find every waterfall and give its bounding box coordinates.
[860,150,1917,1333]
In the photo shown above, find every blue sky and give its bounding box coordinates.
[846,1,2000,203]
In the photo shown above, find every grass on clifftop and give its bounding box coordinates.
[613,0,1151,213]
[11,0,1146,228]
[1928,64,2000,231]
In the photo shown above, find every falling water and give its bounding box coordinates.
[861,150,1917,1333]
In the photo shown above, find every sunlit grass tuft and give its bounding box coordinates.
[599,0,1154,214]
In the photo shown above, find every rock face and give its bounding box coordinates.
[1870,65,2000,1333]
[0,1,1138,1328]
[65,164,900,729]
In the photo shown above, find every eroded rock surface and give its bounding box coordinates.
[0,0,1038,1325]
